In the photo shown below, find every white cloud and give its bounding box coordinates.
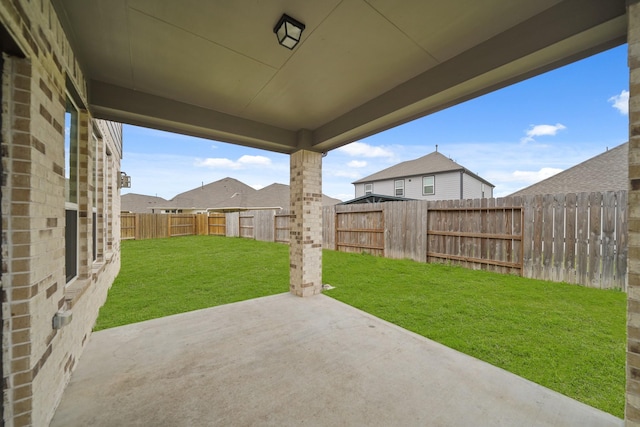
[347,160,367,168]
[195,158,237,168]
[521,123,566,144]
[194,155,272,170]
[238,155,272,165]
[609,90,629,115]
[337,142,393,158]
[250,184,265,190]
[334,170,361,179]
[512,167,563,184]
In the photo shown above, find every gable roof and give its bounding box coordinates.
[121,193,169,213]
[121,178,342,213]
[353,151,494,187]
[509,142,628,197]
[169,177,257,209]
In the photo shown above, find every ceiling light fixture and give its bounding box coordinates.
[273,14,306,50]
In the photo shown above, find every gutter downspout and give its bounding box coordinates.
[460,170,464,199]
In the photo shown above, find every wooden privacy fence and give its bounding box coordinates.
[208,213,226,236]
[335,208,385,256]
[426,201,523,276]
[121,213,222,240]
[120,190,627,290]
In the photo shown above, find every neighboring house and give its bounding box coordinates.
[247,183,342,209]
[509,142,628,197]
[121,177,342,213]
[121,193,170,213]
[352,150,494,201]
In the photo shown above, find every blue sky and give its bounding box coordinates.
[122,44,629,201]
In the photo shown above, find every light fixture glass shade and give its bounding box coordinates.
[274,14,305,50]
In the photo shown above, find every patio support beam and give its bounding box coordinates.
[289,140,323,297]
[628,1,640,424]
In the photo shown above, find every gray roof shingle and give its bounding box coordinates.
[121,193,169,213]
[121,177,341,213]
[509,142,628,197]
[353,150,493,186]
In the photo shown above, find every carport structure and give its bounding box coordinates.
[1,0,639,425]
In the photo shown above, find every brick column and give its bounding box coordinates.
[629,2,640,425]
[289,149,323,297]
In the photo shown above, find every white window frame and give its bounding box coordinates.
[394,179,404,197]
[364,183,373,195]
[422,176,435,196]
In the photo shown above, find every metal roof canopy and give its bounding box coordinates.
[52,0,627,155]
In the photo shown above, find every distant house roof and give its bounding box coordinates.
[121,177,342,213]
[340,194,415,205]
[353,151,494,187]
[248,183,342,208]
[121,193,169,213]
[168,177,256,209]
[509,142,628,197]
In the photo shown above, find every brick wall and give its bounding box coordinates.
[0,1,122,425]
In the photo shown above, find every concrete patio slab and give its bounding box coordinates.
[50,293,622,427]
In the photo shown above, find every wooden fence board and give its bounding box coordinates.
[616,190,628,290]
[426,201,523,274]
[564,193,577,283]
[495,198,505,274]
[226,212,239,237]
[208,213,226,236]
[322,206,335,249]
[521,195,534,278]
[588,192,602,287]
[601,191,616,289]
[275,210,292,243]
[239,214,255,239]
[552,194,565,282]
[170,214,195,237]
[252,210,275,242]
[541,194,554,281]
[336,204,385,256]
[121,213,136,240]
[576,192,589,286]
[531,195,544,280]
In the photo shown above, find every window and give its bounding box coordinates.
[394,179,404,197]
[65,96,79,283]
[423,176,435,195]
[364,183,373,195]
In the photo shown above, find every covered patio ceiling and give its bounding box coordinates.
[52,0,626,154]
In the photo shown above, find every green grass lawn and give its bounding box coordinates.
[94,236,289,329]
[97,235,626,418]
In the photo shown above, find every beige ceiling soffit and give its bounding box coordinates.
[89,80,298,154]
[313,16,626,153]
[312,0,626,151]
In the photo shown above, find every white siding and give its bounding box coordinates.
[355,172,493,201]
[462,173,493,199]
[430,172,461,200]
[355,181,394,197]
